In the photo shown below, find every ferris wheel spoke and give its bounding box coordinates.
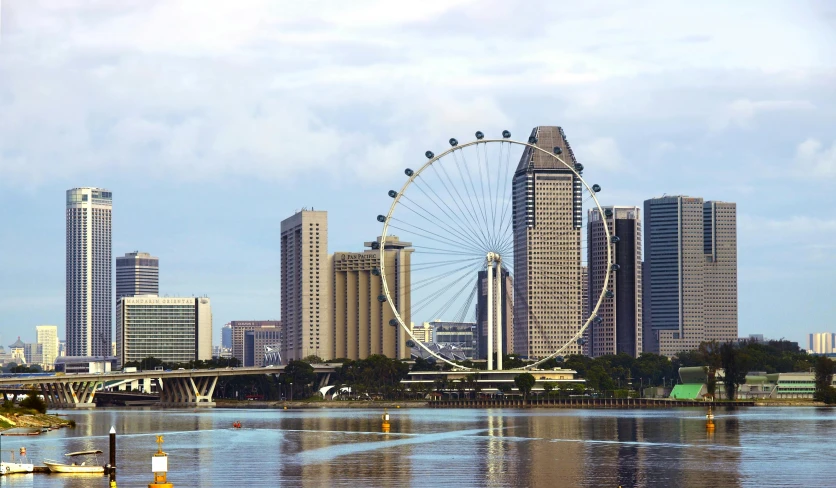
[466,144,494,249]
[451,150,492,245]
[410,256,483,272]
[411,260,483,290]
[452,284,478,324]
[426,274,479,324]
[398,196,486,253]
[411,262,482,315]
[411,246,480,257]
[476,143,497,249]
[410,177,489,251]
[427,164,493,250]
[388,221,484,256]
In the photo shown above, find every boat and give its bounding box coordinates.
[43,450,105,474]
[1,447,34,474]
[0,464,6,475]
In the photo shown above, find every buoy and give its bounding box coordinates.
[382,409,391,433]
[706,407,715,432]
[148,435,173,488]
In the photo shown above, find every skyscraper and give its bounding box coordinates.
[644,196,737,356]
[587,206,642,357]
[512,126,583,359]
[229,320,282,365]
[703,201,738,343]
[116,251,159,302]
[66,187,112,357]
[476,267,513,359]
[331,236,412,360]
[281,209,330,361]
[809,333,835,354]
[36,325,59,370]
[221,323,232,349]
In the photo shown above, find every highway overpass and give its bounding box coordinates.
[0,364,339,408]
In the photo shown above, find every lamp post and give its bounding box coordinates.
[290,382,293,402]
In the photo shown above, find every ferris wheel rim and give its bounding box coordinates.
[378,136,612,372]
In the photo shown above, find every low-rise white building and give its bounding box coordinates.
[116,295,212,367]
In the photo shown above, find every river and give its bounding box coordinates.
[0,406,832,487]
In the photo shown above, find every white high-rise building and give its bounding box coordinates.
[66,187,112,357]
[36,325,59,370]
[116,296,212,366]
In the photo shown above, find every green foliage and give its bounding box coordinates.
[284,360,317,399]
[411,357,441,372]
[301,355,324,364]
[814,356,836,404]
[334,355,410,400]
[497,383,512,394]
[720,342,750,400]
[542,382,555,396]
[123,356,242,371]
[19,387,47,414]
[513,373,536,399]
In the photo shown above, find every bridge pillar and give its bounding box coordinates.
[159,376,217,408]
[38,381,100,408]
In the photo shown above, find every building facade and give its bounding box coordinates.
[476,268,513,359]
[66,187,113,357]
[512,126,583,359]
[411,322,433,343]
[116,295,212,366]
[222,323,232,349]
[703,201,738,343]
[809,333,835,354]
[644,196,737,356]
[36,325,59,370]
[587,206,642,357]
[244,328,282,367]
[331,236,412,360]
[430,321,477,359]
[116,251,159,303]
[281,210,330,361]
[229,320,282,365]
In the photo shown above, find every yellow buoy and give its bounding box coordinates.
[382,409,391,433]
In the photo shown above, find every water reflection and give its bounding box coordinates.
[1,407,831,487]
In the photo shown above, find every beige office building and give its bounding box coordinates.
[281,210,330,361]
[512,126,583,359]
[36,325,59,370]
[332,236,412,360]
[116,295,212,366]
[411,322,432,343]
[809,333,835,354]
[587,206,642,358]
[703,201,738,343]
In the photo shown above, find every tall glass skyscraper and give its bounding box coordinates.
[66,187,112,357]
[116,251,159,303]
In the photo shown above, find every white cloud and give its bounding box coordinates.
[712,99,815,130]
[574,137,624,172]
[0,1,833,187]
[795,138,836,179]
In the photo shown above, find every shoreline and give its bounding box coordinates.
[0,411,73,432]
[215,399,828,409]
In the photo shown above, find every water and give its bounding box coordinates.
[0,407,833,487]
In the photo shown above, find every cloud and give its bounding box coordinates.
[795,138,836,179]
[574,137,624,172]
[712,99,815,130]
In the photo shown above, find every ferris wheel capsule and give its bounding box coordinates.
[377,295,387,302]
[475,131,484,140]
[605,208,614,218]
[449,138,458,147]
[376,215,386,223]
[592,184,602,192]
[425,151,434,159]
[405,168,414,176]
[528,136,538,144]
[553,146,562,155]
[502,130,511,138]
[389,319,398,326]
[611,236,620,243]
[605,290,615,298]
[388,190,398,198]
[371,241,380,250]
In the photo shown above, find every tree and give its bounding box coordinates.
[814,356,836,404]
[542,382,555,397]
[301,355,324,364]
[19,387,47,414]
[514,373,536,400]
[283,360,316,399]
[497,384,512,395]
[720,342,749,400]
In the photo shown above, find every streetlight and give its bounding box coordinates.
[290,382,293,402]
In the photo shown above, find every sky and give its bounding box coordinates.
[0,1,834,349]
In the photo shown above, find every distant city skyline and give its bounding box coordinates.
[1,3,833,348]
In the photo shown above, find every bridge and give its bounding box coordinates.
[0,364,338,409]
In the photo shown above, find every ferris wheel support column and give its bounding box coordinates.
[495,256,503,371]
[487,254,494,371]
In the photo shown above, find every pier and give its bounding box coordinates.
[429,397,756,408]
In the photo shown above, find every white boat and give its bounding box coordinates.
[1,462,34,474]
[0,464,6,475]
[43,450,105,474]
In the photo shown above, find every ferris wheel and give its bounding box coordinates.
[377,129,612,371]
